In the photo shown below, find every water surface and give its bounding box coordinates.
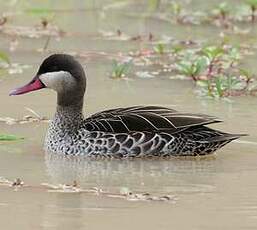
[0,1,257,229]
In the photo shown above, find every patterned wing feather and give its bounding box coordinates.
[84,106,221,133]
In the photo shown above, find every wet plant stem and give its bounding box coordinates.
[243,77,251,90]
[43,35,51,52]
[191,74,197,82]
[221,12,226,21]
[207,60,214,79]
[251,6,256,22]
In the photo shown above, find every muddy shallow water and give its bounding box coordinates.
[0,0,257,229]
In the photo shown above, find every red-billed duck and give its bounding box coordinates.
[9,54,244,158]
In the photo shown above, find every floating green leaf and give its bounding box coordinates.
[0,134,24,141]
[0,51,10,64]
[25,8,53,16]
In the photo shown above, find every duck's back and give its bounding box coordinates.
[70,106,241,158]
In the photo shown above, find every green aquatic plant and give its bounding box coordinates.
[153,43,165,54]
[26,8,53,15]
[201,46,224,77]
[224,75,241,92]
[171,45,183,55]
[245,0,257,22]
[147,0,160,12]
[197,79,213,96]
[214,75,241,97]
[143,0,257,26]
[239,68,254,90]
[25,7,55,28]
[162,1,187,24]
[201,46,224,61]
[200,77,227,98]
[111,59,132,79]
[169,1,184,23]
[215,76,224,97]
[0,51,10,76]
[197,75,241,98]
[0,134,23,141]
[170,41,254,97]
[199,45,251,97]
[213,2,230,20]
[170,2,182,16]
[177,56,208,81]
[227,47,241,66]
[0,51,10,65]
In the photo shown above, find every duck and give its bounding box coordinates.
[9,54,244,158]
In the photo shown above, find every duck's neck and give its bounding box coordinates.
[53,102,84,130]
[45,102,85,152]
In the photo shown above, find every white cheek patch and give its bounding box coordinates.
[39,71,76,92]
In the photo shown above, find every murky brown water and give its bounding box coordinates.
[0,1,257,229]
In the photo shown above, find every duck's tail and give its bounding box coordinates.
[193,130,247,156]
[205,133,248,143]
